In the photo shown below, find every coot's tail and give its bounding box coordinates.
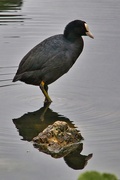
[12,75,19,82]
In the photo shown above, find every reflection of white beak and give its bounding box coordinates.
[86,31,94,39]
[85,23,94,39]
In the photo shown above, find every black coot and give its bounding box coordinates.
[13,20,94,102]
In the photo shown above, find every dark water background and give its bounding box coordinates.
[0,0,120,179]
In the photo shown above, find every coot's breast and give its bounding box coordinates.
[41,36,84,85]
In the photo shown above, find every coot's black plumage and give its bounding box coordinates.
[13,20,94,102]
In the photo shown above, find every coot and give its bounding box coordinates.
[13,20,94,102]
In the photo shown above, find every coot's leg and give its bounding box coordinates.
[40,81,52,103]
[44,84,48,92]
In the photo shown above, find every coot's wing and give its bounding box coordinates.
[13,34,83,84]
[16,35,66,75]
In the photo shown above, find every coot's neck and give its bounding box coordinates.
[63,31,82,42]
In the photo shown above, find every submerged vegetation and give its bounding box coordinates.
[0,0,22,10]
[78,171,118,180]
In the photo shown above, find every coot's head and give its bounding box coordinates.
[64,20,94,41]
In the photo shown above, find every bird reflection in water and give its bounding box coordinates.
[13,103,92,170]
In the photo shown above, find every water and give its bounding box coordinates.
[0,0,120,179]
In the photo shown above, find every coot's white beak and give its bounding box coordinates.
[85,23,94,39]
